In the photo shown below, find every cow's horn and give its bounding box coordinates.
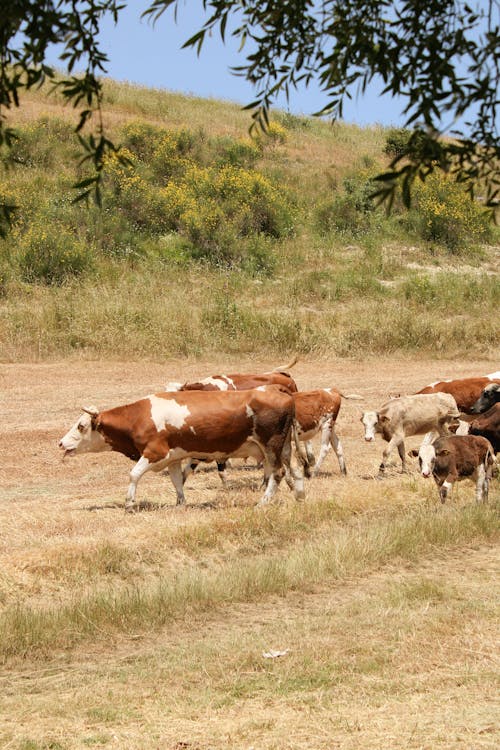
[81,405,99,417]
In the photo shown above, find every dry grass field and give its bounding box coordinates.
[0,355,498,749]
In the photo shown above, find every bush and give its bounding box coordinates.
[211,136,261,168]
[1,117,74,169]
[160,164,294,265]
[384,127,429,160]
[409,172,492,251]
[17,224,93,284]
[315,170,380,236]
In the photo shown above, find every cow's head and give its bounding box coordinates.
[58,406,109,458]
[470,383,500,414]
[361,411,382,441]
[410,443,437,478]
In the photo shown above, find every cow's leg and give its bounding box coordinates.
[439,478,453,503]
[182,459,198,484]
[216,461,228,487]
[397,440,407,472]
[125,456,152,511]
[314,422,346,476]
[379,435,402,474]
[167,461,187,506]
[475,464,487,503]
[305,440,316,465]
[259,430,304,505]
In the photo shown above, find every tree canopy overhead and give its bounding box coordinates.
[0,0,499,223]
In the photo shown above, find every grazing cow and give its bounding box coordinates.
[361,393,460,475]
[59,387,305,510]
[416,372,500,413]
[412,435,496,503]
[469,382,500,414]
[166,356,299,394]
[468,404,500,454]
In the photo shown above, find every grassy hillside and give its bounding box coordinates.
[0,78,498,361]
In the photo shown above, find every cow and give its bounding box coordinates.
[183,387,362,484]
[166,356,299,394]
[294,388,357,477]
[415,371,500,413]
[467,404,500,454]
[411,435,496,504]
[361,393,460,476]
[469,382,500,414]
[58,387,305,511]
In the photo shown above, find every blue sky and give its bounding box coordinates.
[71,0,408,129]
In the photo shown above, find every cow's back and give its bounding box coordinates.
[294,389,341,432]
[380,393,459,435]
[417,377,500,412]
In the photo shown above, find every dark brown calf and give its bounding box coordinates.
[413,435,496,504]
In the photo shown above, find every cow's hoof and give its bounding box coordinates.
[124,503,137,513]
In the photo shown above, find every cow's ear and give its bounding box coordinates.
[379,414,389,424]
[82,405,99,425]
[408,449,419,457]
[436,448,451,456]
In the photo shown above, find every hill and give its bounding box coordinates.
[0,77,498,362]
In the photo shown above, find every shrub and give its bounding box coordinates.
[409,172,492,251]
[384,127,429,160]
[1,117,74,169]
[211,135,261,168]
[315,170,380,236]
[160,164,294,265]
[17,224,93,284]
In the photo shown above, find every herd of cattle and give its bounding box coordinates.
[58,359,500,510]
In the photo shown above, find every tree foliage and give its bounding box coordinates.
[0,0,498,232]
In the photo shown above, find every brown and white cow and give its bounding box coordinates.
[416,371,500,413]
[59,387,305,510]
[361,393,460,475]
[166,357,299,394]
[294,388,355,477]
[412,435,496,503]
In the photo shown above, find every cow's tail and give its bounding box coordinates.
[338,391,363,400]
[272,354,299,373]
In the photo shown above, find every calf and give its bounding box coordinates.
[416,372,500,413]
[361,393,460,475]
[469,383,500,414]
[59,387,305,510]
[413,435,496,503]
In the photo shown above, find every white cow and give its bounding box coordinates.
[361,393,460,475]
